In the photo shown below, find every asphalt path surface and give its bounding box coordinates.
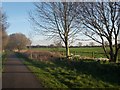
[2,52,42,88]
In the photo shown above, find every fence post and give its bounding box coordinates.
[30,51,32,59]
[92,52,94,58]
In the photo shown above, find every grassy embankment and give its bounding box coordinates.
[16,52,120,88]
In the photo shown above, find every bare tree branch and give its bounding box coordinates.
[78,2,120,62]
[29,2,81,58]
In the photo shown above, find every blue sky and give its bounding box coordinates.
[2,2,54,45]
[2,2,97,46]
[2,2,33,35]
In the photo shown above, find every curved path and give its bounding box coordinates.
[2,52,42,88]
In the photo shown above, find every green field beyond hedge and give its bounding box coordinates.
[30,47,105,52]
[29,47,120,60]
[29,47,106,58]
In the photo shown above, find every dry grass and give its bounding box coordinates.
[22,50,62,61]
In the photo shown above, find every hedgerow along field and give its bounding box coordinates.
[16,47,120,88]
[28,47,119,59]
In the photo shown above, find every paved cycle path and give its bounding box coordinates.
[2,52,42,88]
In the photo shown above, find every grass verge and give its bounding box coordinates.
[16,52,120,88]
[16,52,68,88]
[2,51,8,71]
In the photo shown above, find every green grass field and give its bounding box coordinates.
[29,47,120,60]
[30,47,105,52]
[29,47,108,58]
[16,52,120,88]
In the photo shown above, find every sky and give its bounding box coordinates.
[2,2,33,35]
[2,2,56,45]
[2,2,99,46]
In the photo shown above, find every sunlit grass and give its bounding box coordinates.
[28,47,109,58]
[2,51,8,71]
[16,52,120,88]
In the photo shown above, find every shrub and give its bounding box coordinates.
[22,50,62,61]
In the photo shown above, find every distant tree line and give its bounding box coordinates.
[27,44,109,49]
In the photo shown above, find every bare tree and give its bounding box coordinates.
[29,2,81,58]
[54,40,63,48]
[89,42,95,47]
[0,9,9,51]
[78,42,82,47]
[49,44,54,48]
[78,2,120,62]
[7,33,31,51]
[104,41,109,47]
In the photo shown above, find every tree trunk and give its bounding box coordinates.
[109,45,119,62]
[114,35,119,63]
[65,41,70,59]
[114,46,119,63]
[109,50,114,62]
[114,53,118,63]
[102,43,109,59]
[109,42,115,62]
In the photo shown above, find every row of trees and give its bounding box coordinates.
[0,8,9,51]
[30,2,120,62]
[7,33,31,51]
[0,10,31,52]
